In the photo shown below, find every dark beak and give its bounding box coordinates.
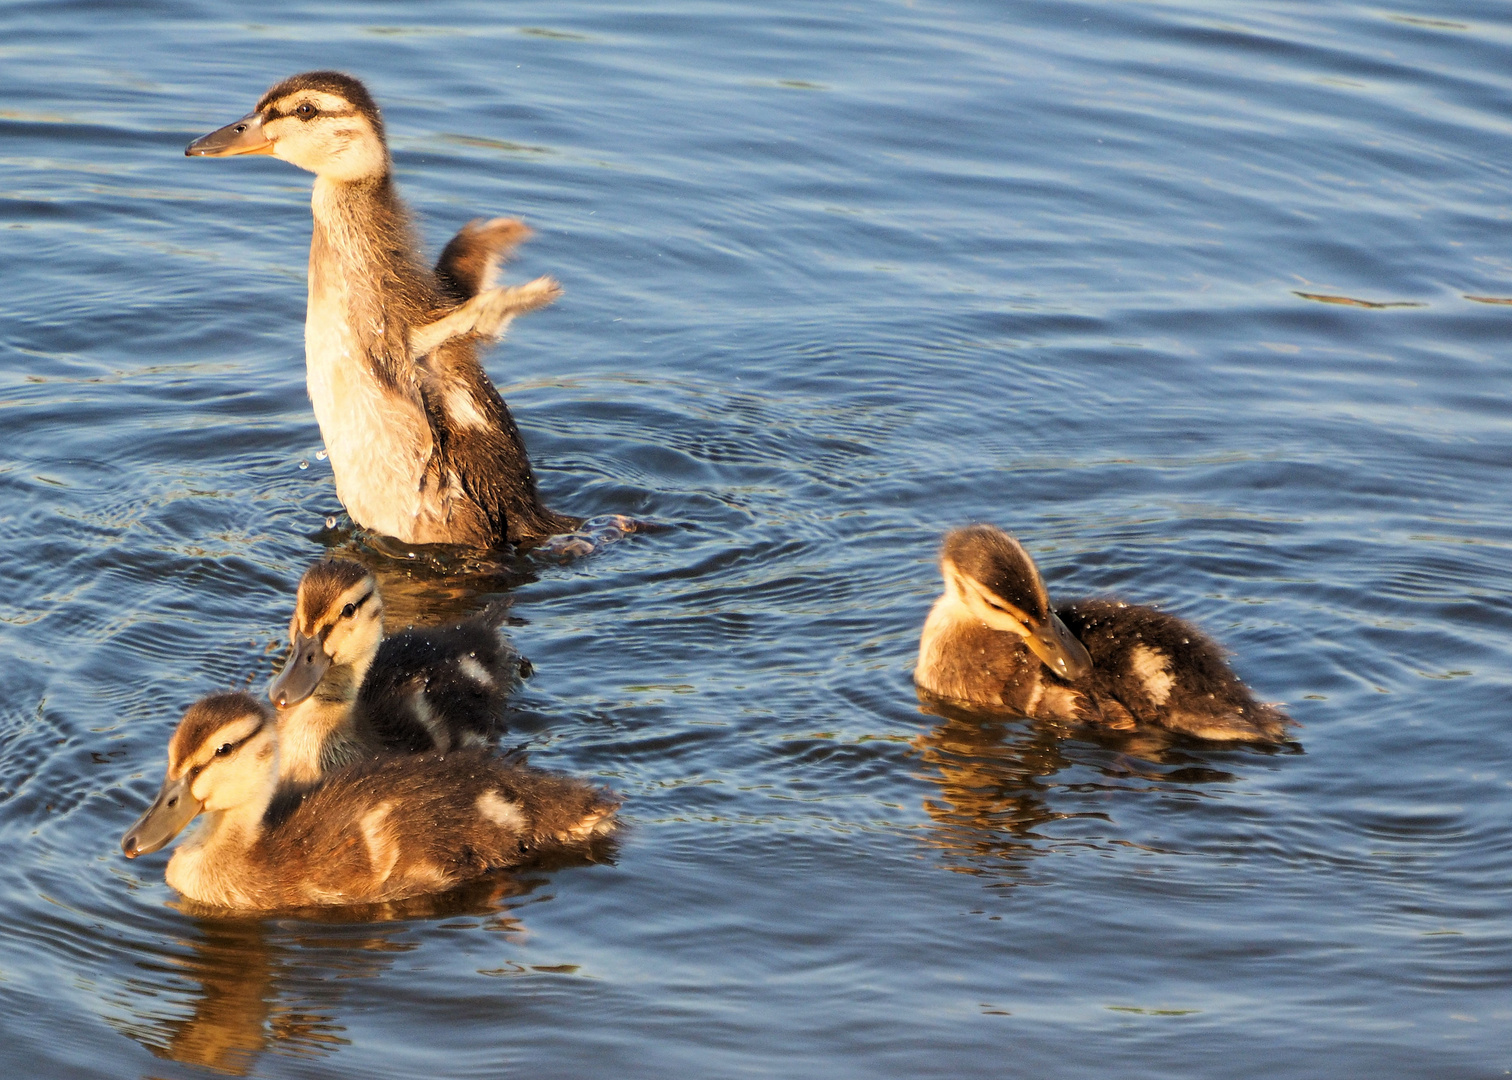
[186,112,274,157]
[121,773,201,858]
[1024,612,1093,682]
[268,633,331,708]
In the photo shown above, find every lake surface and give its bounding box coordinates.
[2,1,1510,1076]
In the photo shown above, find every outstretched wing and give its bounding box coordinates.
[410,218,579,544]
[435,217,534,300]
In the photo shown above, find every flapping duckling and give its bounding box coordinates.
[915,525,1291,742]
[269,559,524,785]
[186,70,585,548]
[121,693,617,909]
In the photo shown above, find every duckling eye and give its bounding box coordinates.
[215,743,233,757]
[341,602,357,618]
[295,102,317,118]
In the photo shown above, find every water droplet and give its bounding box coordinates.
[325,516,337,529]
[316,449,328,460]
[298,460,309,470]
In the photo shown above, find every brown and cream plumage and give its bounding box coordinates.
[121,693,617,909]
[915,525,1291,742]
[186,71,581,547]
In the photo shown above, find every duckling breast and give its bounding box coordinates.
[916,592,1060,714]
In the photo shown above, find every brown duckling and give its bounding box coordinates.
[186,70,584,548]
[915,525,1291,742]
[120,692,616,909]
[269,559,525,785]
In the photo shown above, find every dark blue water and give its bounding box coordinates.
[2,1,1510,1076]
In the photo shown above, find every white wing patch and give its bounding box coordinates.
[446,385,488,430]
[458,655,495,687]
[409,689,450,751]
[1130,645,1175,705]
[476,790,527,832]
[359,801,400,881]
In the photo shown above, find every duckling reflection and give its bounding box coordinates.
[916,525,1292,743]
[121,693,617,909]
[118,877,539,1075]
[270,559,528,786]
[912,695,1242,877]
[133,917,281,1075]
[187,70,618,550]
[306,532,537,628]
[910,701,1082,875]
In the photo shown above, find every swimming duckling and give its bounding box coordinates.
[121,692,617,909]
[186,70,583,548]
[915,525,1291,742]
[269,559,525,785]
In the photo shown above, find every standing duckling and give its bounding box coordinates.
[186,70,583,548]
[121,693,617,909]
[269,559,525,785]
[915,525,1291,742]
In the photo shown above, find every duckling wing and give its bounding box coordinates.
[435,218,534,300]
[414,339,583,543]
[413,217,559,357]
[1057,599,1291,742]
[408,277,561,360]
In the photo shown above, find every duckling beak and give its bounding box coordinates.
[1024,612,1093,682]
[268,633,331,708]
[185,112,274,157]
[121,774,201,858]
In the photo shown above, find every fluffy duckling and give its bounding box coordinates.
[187,71,583,548]
[121,693,617,909]
[269,559,524,785]
[915,525,1291,742]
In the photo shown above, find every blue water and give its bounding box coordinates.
[2,1,1510,1076]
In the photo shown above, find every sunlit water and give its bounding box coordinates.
[2,1,1511,1076]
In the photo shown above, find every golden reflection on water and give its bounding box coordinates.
[911,693,1245,877]
[117,876,541,1075]
[313,528,538,630]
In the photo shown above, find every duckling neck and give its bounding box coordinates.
[164,776,278,908]
[274,675,375,785]
[306,175,442,539]
[309,175,435,383]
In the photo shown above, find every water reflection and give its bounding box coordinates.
[314,523,539,630]
[911,693,1256,877]
[116,875,544,1075]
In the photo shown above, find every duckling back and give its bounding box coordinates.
[193,751,616,909]
[1058,600,1290,742]
[355,614,527,754]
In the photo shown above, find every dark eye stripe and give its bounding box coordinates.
[268,105,361,121]
[335,589,374,622]
[202,724,265,767]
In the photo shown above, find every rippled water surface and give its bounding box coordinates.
[3,1,1511,1076]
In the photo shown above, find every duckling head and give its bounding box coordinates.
[268,559,384,709]
[939,525,1093,682]
[186,70,389,183]
[122,693,275,858]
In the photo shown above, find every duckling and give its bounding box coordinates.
[186,71,585,548]
[120,692,617,909]
[268,558,525,785]
[915,525,1291,742]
